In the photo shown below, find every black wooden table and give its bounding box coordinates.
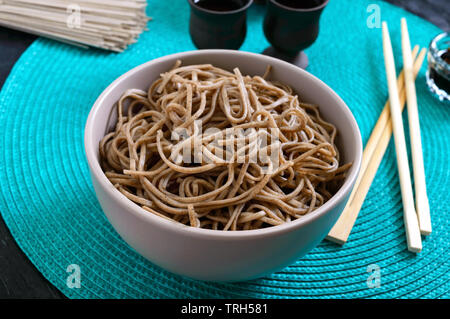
[0,0,448,299]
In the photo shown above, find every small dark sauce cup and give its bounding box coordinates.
[263,0,329,68]
[188,0,253,50]
[426,32,450,102]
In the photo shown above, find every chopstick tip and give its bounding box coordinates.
[408,246,422,253]
[401,18,408,33]
[324,235,346,246]
[381,21,391,38]
[420,229,432,236]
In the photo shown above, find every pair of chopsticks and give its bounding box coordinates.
[326,18,431,253]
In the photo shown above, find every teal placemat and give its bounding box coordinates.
[0,0,448,298]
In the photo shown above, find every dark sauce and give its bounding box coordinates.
[429,48,450,95]
[443,49,450,64]
[275,0,325,9]
[193,0,246,12]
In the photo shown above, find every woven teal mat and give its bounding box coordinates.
[0,0,448,299]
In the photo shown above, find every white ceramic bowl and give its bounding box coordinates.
[84,50,362,282]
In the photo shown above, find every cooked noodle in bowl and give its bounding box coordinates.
[85,50,362,281]
[99,61,352,231]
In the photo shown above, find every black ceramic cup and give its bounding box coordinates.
[188,0,253,50]
[263,0,329,68]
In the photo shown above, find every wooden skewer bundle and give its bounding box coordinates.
[0,0,150,52]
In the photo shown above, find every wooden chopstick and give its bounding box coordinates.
[380,21,421,252]
[347,45,419,206]
[326,47,426,245]
[401,18,432,236]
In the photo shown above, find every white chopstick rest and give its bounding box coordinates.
[382,22,422,253]
[401,18,432,236]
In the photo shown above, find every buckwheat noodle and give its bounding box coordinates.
[99,61,351,230]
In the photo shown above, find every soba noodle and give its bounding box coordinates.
[99,61,351,230]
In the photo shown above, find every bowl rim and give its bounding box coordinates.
[268,0,330,13]
[84,49,362,240]
[188,0,254,15]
